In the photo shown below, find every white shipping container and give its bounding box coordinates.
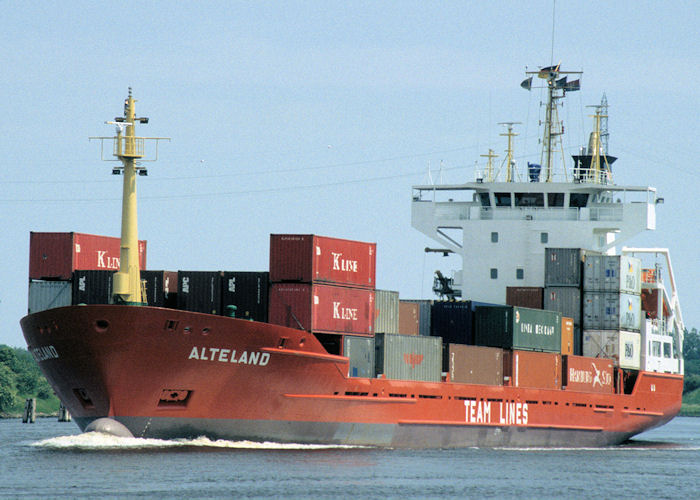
[640,320,679,373]
[583,291,641,331]
[583,255,642,294]
[374,289,399,334]
[583,330,641,369]
[28,280,72,314]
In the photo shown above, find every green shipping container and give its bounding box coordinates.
[474,306,562,352]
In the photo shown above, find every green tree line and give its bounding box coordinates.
[0,345,59,416]
[683,327,700,393]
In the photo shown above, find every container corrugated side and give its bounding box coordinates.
[562,355,614,393]
[544,286,581,324]
[544,248,586,287]
[583,255,642,294]
[506,287,543,309]
[398,301,420,335]
[221,271,269,322]
[511,350,561,389]
[72,270,115,305]
[583,330,641,369]
[430,301,474,345]
[269,283,374,334]
[28,280,72,314]
[473,306,562,352]
[561,317,574,356]
[269,234,376,288]
[448,344,503,385]
[402,299,432,336]
[374,290,399,334]
[141,270,178,308]
[375,333,441,382]
[343,336,375,378]
[177,271,223,315]
[29,232,146,280]
[583,291,641,331]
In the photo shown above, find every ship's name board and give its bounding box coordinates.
[30,345,59,362]
[188,346,270,366]
[464,399,529,426]
[331,252,358,273]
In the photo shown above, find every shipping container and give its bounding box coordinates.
[72,270,115,305]
[510,350,561,389]
[343,336,375,378]
[583,330,641,369]
[269,234,376,288]
[374,290,399,334]
[583,255,642,294]
[402,299,432,336]
[583,291,641,331]
[474,306,562,352]
[28,280,72,314]
[375,333,442,382]
[640,320,679,373]
[562,355,614,393]
[544,248,587,287]
[141,270,178,308]
[221,272,269,322]
[29,232,147,280]
[177,271,223,315]
[561,317,574,356]
[448,344,503,385]
[506,287,544,309]
[430,301,474,345]
[269,283,374,334]
[641,288,670,320]
[544,286,582,324]
[398,301,420,336]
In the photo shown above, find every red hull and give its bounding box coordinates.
[21,305,683,448]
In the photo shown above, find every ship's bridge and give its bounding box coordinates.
[411,181,659,304]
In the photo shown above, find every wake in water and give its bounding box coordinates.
[31,432,366,451]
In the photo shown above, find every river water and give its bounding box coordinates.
[1,417,698,499]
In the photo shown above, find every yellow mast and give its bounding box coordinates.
[498,122,520,182]
[91,89,168,305]
[480,149,498,182]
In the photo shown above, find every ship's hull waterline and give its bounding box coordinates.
[21,305,682,448]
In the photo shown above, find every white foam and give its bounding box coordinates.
[31,432,365,450]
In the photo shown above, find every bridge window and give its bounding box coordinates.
[516,268,524,280]
[490,268,498,279]
[495,192,511,207]
[540,232,549,244]
[548,192,565,207]
[664,343,672,358]
[515,193,544,207]
[491,232,498,243]
[570,193,589,208]
[479,192,491,206]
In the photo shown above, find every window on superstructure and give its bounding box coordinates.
[490,268,498,279]
[516,268,524,280]
[479,192,491,207]
[569,193,589,208]
[548,193,565,207]
[491,232,498,243]
[495,192,511,207]
[515,193,544,207]
[540,232,548,244]
[664,343,672,358]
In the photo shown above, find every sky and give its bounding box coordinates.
[1,1,698,347]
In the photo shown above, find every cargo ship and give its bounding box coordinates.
[21,67,685,447]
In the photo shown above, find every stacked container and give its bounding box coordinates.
[506,287,543,309]
[268,234,376,335]
[374,290,399,334]
[398,301,420,335]
[344,336,375,378]
[375,333,442,382]
[177,271,223,315]
[221,271,269,321]
[141,270,178,308]
[544,248,588,356]
[582,255,643,369]
[401,299,432,336]
[448,344,503,385]
[473,305,562,353]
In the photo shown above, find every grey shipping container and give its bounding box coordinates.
[141,270,178,308]
[583,330,641,369]
[402,299,432,336]
[506,287,544,309]
[177,271,223,315]
[583,255,642,294]
[448,344,504,385]
[72,270,115,305]
[221,271,269,322]
[343,335,375,378]
[544,248,588,287]
[544,286,582,324]
[374,289,399,334]
[474,305,562,352]
[28,280,72,314]
[583,291,641,331]
[375,333,442,382]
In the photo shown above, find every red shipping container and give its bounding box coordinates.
[269,234,376,288]
[399,301,420,335]
[511,350,561,389]
[269,283,375,334]
[506,286,544,309]
[563,355,614,393]
[30,232,147,280]
[561,316,574,356]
